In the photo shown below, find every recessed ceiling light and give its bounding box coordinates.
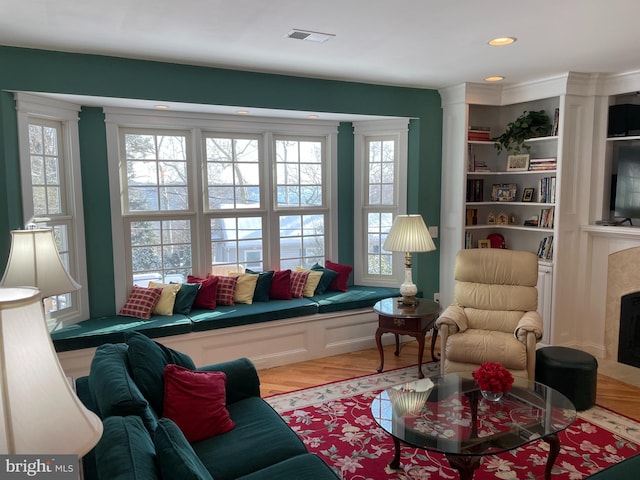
[286,29,335,43]
[235,110,250,115]
[154,105,169,110]
[484,76,505,82]
[488,37,517,46]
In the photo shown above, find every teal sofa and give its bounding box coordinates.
[52,286,400,352]
[77,331,340,480]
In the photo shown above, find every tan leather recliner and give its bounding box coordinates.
[436,249,543,380]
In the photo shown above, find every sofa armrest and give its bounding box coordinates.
[198,357,260,404]
[514,311,543,343]
[435,305,467,334]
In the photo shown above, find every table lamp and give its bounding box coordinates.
[0,227,102,455]
[383,214,436,306]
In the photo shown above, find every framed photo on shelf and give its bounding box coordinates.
[491,183,517,202]
[522,187,535,202]
[507,154,530,171]
[478,239,491,248]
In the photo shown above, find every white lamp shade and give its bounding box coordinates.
[0,287,102,454]
[383,215,436,253]
[1,229,81,298]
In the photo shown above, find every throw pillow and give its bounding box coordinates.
[229,273,259,304]
[187,275,218,310]
[212,275,238,306]
[245,269,274,302]
[125,331,196,415]
[290,270,310,298]
[119,286,163,319]
[163,364,235,442]
[148,281,181,316]
[311,263,340,295]
[171,282,201,314]
[269,269,292,300]
[95,416,160,480]
[325,260,353,292]
[154,418,213,480]
[294,267,323,297]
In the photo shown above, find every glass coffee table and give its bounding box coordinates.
[371,373,576,480]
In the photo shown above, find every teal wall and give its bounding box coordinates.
[0,46,442,318]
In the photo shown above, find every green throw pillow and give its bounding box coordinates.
[172,282,201,314]
[95,416,160,480]
[125,331,196,415]
[311,263,339,295]
[245,269,275,302]
[88,343,157,431]
[154,418,213,480]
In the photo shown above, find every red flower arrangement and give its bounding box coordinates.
[472,362,514,393]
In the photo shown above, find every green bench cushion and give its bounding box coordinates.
[192,397,307,480]
[313,285,400,313]
[236,454,339,480]
[51,314,192,352]
[189,298,318,332]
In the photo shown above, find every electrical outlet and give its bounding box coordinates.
[434,292,440,303]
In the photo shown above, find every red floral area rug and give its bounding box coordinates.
[266,364,640,479]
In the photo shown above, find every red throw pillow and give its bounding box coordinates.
[290,270,309,298]
[269,270,292,300]
[162,364,235,442]
[212,276,238,306]
[119,286,163,319]
[187,275,219,310]
[325,260,353,292]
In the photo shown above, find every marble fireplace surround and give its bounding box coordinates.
[605,246,640,362]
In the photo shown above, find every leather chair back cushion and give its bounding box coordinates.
[454,249,538,287]
[455,282,538,313]
[461,307,528,333]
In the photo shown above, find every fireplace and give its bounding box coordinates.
[619,292,640,367]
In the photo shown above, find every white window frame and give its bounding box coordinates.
[105,108,338,308]
[14,92,90,326]
[353,119,409,286]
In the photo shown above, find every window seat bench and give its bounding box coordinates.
[53,286,402,377]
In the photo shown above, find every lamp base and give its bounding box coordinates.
[398,295,420,307]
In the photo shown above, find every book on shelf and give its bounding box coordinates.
[537,176,557,203]
[537,235,554,260]
[466,179,484,202]
[468,125,491,141]
[538,207,554,228]
[466,208,478,226]
[528,157,557,171]
[465,232,475,249]
[551,108,560,136]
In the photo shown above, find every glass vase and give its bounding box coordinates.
[481,390,503,402]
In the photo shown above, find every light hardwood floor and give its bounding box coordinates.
[258,341,640,420]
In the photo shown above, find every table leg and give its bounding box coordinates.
[445,454,482,480]
[394,333,400,356]
[375,327,384,373]
[543,434,560,480]
[430,326,439,361]
[389,436,401,470]
[416,333,425,379]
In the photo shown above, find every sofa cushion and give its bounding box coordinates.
[230,273,259,304]
[294,267,323,298]
[149,281,181,315]
[214,275,238,305]
[119,286,163,319]
[192,397,307,480]
[125,331,196,415]
[311,264,339,295]
[154,418,213,480]
[163,364,235,442]
[313,285,400,313]
[325,260,353,292]
[189,298,318,332]
[236,454,340,480]
[188,275,219,310]
[269,269,292,300]
[94,416,160,480]
[88,343,157,431]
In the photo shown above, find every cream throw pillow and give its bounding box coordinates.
[229,273,259,304]
[148,281,181,316]
[294,267,323,297]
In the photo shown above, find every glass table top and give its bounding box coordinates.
[370,372,576,457]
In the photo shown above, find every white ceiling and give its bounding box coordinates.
[2,0,639,90]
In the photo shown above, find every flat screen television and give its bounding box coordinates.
[613,145,640,219]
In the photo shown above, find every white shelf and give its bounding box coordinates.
[467,170,557,176]
[465,224,554,233]
[467,201,555,207]
[606,135,640,142]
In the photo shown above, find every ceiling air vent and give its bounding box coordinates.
[286,29,335,43]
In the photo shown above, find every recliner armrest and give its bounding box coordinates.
[198,357,260,403]
[514,311,543,343]
[435,305,468,335]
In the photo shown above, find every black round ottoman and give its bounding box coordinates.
[535,346,598,411]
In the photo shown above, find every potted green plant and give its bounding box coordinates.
[492,110,551,154]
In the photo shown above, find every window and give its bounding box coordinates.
[354,120,409,286]
[105,109,338,307]
[15,93,89,327]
